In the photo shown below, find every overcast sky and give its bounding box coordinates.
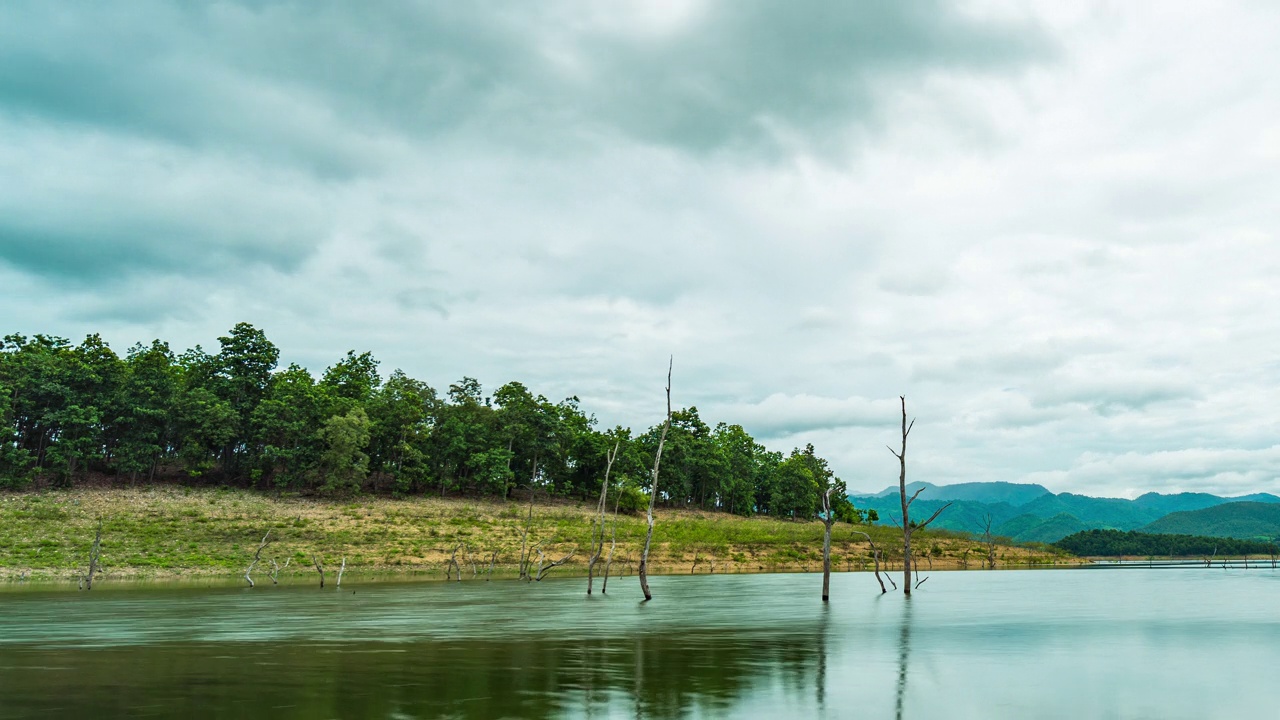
[3,1,1279,498]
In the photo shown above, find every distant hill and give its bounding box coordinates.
[997,512,1092,544]
[1140,502,1280,540]
[858,481,1051,507]
[851,482,1280,544]
[1131,491,1280,516]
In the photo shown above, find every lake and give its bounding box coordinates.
[2,568,1278,719]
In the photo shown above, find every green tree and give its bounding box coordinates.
[315,407,372,495]
[251,364,332,488]
[321,350,381,406]
[366,370,437,494]
[211,323,279,477]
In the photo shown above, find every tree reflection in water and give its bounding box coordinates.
[896,596,914,720]
[3,625,834,719]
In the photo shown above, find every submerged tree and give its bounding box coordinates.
[888,397,950,597]
[587,440,620,595]
[638,358,672,602]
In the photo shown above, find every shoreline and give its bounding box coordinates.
[2,486,1077,584]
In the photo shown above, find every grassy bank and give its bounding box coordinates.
[0,487,1078,584]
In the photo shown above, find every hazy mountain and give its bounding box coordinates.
[851,482,1280,544]
[1131,491,1280,516]
[1140,502,1280,539]
[858,481,1051,507]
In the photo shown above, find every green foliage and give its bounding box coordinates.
[1139,501,1280,539]
[0,324,843,521]
[1055,529,1278,557]
[315,408,372,496]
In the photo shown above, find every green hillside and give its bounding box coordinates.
[852,483,1280,544]
[998,512,1092,543]
[1140,502,1280,540]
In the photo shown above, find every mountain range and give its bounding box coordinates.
[851,481,1280,543]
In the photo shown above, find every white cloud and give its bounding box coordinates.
[5,1,1280,497]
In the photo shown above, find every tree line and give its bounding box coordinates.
[1054,529,1278,557]
[0,323,867,523]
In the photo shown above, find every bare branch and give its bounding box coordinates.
[915,502,953,531]
[336,557,347,588]
[535,547,576,581]
[906,486,926,508]
[851,530,889,594]
[312,555,325,588]
[244,530,272,588]
[446,544,462,582]
[269,557,291,585]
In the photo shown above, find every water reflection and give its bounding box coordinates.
[0,606,832,719]
[5,570,1280,719]
[896,597,913,720]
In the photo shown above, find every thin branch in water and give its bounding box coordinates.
[446,544,462,582]
[81,520,104,591]
[535,547,576,581]
[269,557,291,585]
[588,440,620,595]
[336,557,347,588]
[852,530,889,594]
[313,555,325,588]
[244,530,272,588]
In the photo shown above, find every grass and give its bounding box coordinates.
[0,487,1079,583]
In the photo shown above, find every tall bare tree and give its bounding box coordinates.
[601,483,622,594]
[587,440,620,594]
[820,488,837,602]
[981,514,997,570]
[517,456,540,580]
[887,397,950,597]
[638,358,672,602]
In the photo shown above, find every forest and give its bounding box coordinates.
[1054,529,1278,558]
[0,323,866,524]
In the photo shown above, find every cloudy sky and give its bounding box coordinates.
[3,1,1280,498]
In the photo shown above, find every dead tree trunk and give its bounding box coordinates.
[887,397,950,597]
[821,488,836,602]
[336,557,347,588]
[313,555,325,588]
[852,530,888,594]
[587,441,620,595]
[982,514,997,570]
[602,487,622,594]
[518,457,540,580]
[639,357,673,602]
[447,544,462,582]
[80,520,103,591]
[269,557,291,584]
[244,530,272,588]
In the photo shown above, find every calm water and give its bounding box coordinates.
[2,569,1279,719]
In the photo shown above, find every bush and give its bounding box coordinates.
[616,485,648,514]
